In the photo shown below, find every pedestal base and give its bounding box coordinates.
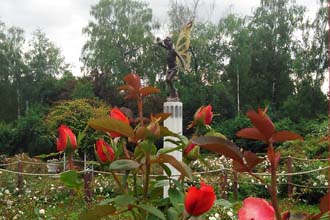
[163,101,182,197]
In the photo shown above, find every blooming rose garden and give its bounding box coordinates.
[0,73,329,220]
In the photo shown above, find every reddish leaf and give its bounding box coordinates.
[247,109,275,140]
[123,73,141,90]
[118,84,134,92]
[152,113,172,123]
[88,117,134,138]
[233,160,248,172]
[233,151,264,172]
[191,136,244,166]
[159,126,177,138]
[244,151,264,169]
[319,191,330,213]
[282,211,290,220]
[118,84,138,99]
[157,154,192,179]
[271,131,303,143]
[140,86,160,97]
[236,128,267,142]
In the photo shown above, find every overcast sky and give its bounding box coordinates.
[0,0,320,77]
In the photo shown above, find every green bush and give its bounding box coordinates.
[12,105,53,156]
[0,122,15,155]
[44,99,110,159]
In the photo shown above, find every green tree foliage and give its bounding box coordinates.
[71,77,96,100]
[82,0,161,91]
[24,30,70,104]
[0,25,27,121]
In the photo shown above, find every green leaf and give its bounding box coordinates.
[35,151,62,159]
[153,179,170,188]
[215,199,233,208]
[166,207,179,220]
[135,204,166,220]
[113,195,137,207]
[88,117,134,138]
[109,159,140,171]
[139,140,157,154]
[157,146,182,155]
[168,188,184,213]
[60,170,82,189]
[158,154,192,179]
[160,163,172,177]
[191,136,244,165]
[80,204,116,220]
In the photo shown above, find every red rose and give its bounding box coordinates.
[194,105,213,126]
[109,107,130,138]
[184,143,200,161]
[238,197,275,220]
[184,143,197,155]
[95,139,115,163]
[184,182,216,216]
[56,125,77,152]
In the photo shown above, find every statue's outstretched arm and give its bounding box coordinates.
[156,38,168,49]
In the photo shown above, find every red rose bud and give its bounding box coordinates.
[109,107,130,138]
[95,139,115,163]
[194,105,213,126]
[56,125,77,152]
[184,182,216,217]
[184,143,200,160]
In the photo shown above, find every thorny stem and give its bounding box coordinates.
[268,144,282,220]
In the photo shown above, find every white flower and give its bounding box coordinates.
[325,182,328,186]
[227,211,233,217]
[4,189,10,195]
[209,217,216,220]
[39,209,45,215]
[214,213,220,218]
[313,182,317,186]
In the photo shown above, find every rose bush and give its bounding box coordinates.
[53,73,329,220]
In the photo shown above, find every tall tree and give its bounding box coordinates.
[24,30,69,103]
[82,0,163,105]
[4,26,27,120]
[82,0,159,81]
[246,0,305,109]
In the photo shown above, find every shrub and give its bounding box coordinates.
[44,99,109,159]
[0,122,15,155]
[12,105,53,156]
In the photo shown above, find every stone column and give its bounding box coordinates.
[163,101,182,197]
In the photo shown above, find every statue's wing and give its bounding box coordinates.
[175,20,193,71]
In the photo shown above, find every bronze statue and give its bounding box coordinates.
[157,37,185,101]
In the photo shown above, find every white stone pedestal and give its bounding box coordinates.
[163,101,182,197]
